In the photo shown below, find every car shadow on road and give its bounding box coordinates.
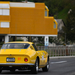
[0,70,44,74]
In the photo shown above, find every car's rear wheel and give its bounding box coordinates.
[31,58,39,74]
[42,57,50,72]
[0,70,2,73]
[0,67,2,73]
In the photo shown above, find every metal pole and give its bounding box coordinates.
[65,33,66,45]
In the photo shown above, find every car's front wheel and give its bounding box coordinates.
[31,58,39,74]
[42,58,50,72]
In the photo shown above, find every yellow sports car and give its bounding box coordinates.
[0,42,50,74]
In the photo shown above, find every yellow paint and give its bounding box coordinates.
[0,2,58,35]
[45,6,49,11]
[0,28,10,34]
[0,21,10,22]
[0,42,49,67]
[0,22,1,27]
[0,16,10,22]
[47,10,49,17]
[11,7,35,8]
[54,19,58,25]
[0,1,10,4]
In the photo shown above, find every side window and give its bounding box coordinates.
[24,44,30,49]
[45,8,47,16]
[54,21,57,29]
[45,6,49,17]
[0,4,10,15]
[32,44,38,51]
[54,24,56,28]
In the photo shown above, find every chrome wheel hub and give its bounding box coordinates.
[36,62,38,72]
[47,61,49,69]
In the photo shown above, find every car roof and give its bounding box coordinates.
[5,41,33,44]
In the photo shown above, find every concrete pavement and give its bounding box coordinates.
[50,56,75,59]
[0,57,75,75]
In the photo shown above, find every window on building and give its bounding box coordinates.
[0,4,10,15]
[54,22,57,28]
[45,10,47,16]
[3,9,9,15]
[0,4,9,8]
[54,24,56,28]
[1,22,10,28]
[45,6,49,17]
[0,9,2,15]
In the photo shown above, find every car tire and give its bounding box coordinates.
[31,58,39,74]
[0,67,2,73]
[0,70,2,73]
[42,58,50,72]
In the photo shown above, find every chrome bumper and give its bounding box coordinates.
[0,63,34,66]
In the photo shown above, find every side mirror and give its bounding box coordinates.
[30,46,34,50]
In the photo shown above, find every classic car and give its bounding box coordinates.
[0,42,50,74]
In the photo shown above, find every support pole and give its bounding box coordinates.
[28,36,32,42]
[44,36,49,48]
[5,35,9,43]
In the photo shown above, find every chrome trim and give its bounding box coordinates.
[0,63,34,65]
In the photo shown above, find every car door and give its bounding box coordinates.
[42,51,48,65]
[40,51,46,65]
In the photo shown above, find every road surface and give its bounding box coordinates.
[0,57,75,75]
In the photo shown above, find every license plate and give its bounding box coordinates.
[7,58,15,62]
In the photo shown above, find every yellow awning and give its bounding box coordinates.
[0,1,10,4]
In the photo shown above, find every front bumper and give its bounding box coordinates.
[0,63,34,66]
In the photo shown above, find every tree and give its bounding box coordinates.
[63,6,75,42]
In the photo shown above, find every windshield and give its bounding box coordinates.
[1,43,30,49]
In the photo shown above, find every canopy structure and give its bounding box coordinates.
[0,1,58,46]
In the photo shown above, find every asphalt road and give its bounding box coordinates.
[0,57,75,75]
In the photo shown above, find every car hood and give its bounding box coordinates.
[0,49,32,56]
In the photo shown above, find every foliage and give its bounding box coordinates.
[36,44,44,46]
[37,37,44,44]
[16,39,23,41]
[63,6,75,42]
[0,42,4,45]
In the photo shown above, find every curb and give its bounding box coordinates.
[49,56,75,59]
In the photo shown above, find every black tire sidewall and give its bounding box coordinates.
[31,58,38,74]
[42,58,50,72]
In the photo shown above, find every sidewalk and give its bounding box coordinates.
[50,56,75,59]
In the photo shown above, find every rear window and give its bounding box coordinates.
[1,43,30,49]
[32,44,38,51]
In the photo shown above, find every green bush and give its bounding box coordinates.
[36,44,44,46]
[0,42,4,45]
[16,39,23,41]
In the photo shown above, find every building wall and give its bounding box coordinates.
[0,1,10,34]
[0,2,57,35]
